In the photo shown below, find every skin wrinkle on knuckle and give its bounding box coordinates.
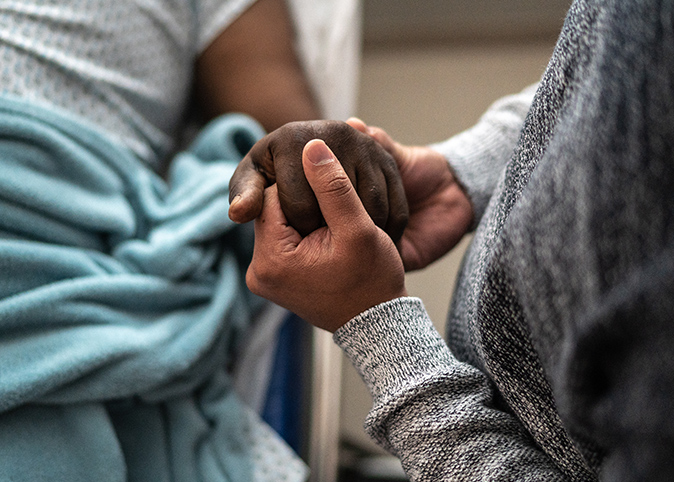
[379,151,399,176]
[362,182,393,233]
[322,172,354,199]
[317,120,348,142]
[289,122,318,147]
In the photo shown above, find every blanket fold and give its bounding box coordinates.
[0,95,306,481]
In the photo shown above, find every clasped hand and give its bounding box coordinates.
[229,120,409,241]
[229,119,474,331]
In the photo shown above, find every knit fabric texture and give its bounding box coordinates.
[0,0,256,166]
[335,0,674,480]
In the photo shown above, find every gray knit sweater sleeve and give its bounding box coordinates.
[430,84,537,225]
[334,297,567,481]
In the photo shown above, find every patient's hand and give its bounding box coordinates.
[228,120,409,241]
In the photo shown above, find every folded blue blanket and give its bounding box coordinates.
[0,95,285,481]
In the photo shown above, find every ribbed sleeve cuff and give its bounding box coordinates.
[333,297,455,404]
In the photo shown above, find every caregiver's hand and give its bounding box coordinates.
[228,120,408,242]
[246,139,407,333]
[347,118,474,272]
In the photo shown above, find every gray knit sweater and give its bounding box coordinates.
[334,0,674,480]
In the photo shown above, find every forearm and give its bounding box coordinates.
[335,297,568,481]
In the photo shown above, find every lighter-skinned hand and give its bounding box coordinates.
[246,139,407,332]
[347,118,474,271]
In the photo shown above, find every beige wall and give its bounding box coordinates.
[338,40,556,454]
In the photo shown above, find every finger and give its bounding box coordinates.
[346,119,408,170]
[275,151,323,236]
[363,126,406,165]
[345,117,368,134]
[345,119,409,242]
[228,157,267,223]
[383,163,409,243]
[302,139,370,236]
[228,137,276,223]
[256,184,288,227]
[346,121,406,172]
[248,183,300,297]
[355,164,388,230]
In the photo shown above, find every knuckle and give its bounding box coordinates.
[367,183,386,206]
[318,120,350,139]
[286,120,325,144]
[246,260,278,293]
[245,268,261,295]
[322,172,354,199]
[319,121,360,155]
[271,122,315,158]
[369,145,397,170]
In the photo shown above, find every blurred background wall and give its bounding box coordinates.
[337,0,572,469]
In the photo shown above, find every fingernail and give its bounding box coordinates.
[230,194,241,207]
[306,140,334,166]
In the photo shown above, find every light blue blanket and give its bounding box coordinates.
[0,95,273,481]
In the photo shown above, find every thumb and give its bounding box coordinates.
[302,139,370,235]
[345,117,368,134]
[228,155,268,223]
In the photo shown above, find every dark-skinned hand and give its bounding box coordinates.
[228,120,409,242]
